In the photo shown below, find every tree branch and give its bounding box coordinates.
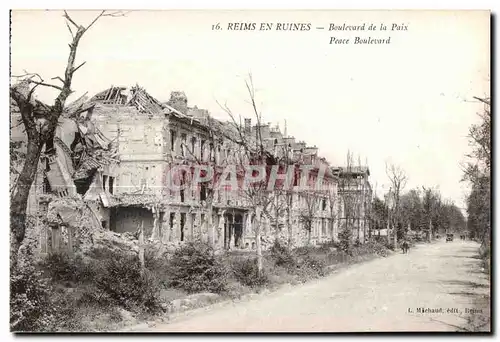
[86,10,128,31]
[473,96,490,106]
[72,61,86,74]
[65,20,74,39]
[63,10,80,29]
[51,76,65,84]
[86,10,106,31]
[30,80,63,91]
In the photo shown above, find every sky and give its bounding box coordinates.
[10,10,490,211]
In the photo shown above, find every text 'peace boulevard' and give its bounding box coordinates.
[329,36,392,45]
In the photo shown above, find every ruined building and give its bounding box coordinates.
[10,84,370,253]
[10,93,120,253]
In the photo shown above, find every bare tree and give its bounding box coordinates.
[268,184,288,241]
[326,175,338,242]
[386,163,408,249]
[10,10,125,263]
[384,187,393,244]
[466,96,491,174]
[422,186,441,242]
[337,151,361,242]
[462,95,491,247]
[178,115,226,246]
[356,155,366,241]
[218,74,277,275]
[267,129,296,246]
[298,191,318,245]
[269,132,311,248]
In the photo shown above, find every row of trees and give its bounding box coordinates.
[463,96,491,246]
[371,93,491,248]
[370,175,466,247]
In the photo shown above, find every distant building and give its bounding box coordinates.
[332,165,372,242]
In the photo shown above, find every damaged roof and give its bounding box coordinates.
[89,84,188,117]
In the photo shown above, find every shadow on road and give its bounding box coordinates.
[440,254,482,259]
[443,279,489,289]
[448,291,480,297]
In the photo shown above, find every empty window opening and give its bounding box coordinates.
[181,133,187,157]
[170,130,176,152]
[43,175,52,194]
[293,170,299,186]
[200,183,207,201]
[169,213,175,232]
[109,176,115,194]
[191,137,196,155]
[75,170,96,195]
[191,213,196,239]
[209,143,214,160]
[200,140,206,160]
[180,171,186,202]
[103,175,108,191]
[45,137,55,154]
[180,213,186,242]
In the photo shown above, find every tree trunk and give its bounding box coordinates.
[363,218,367,242]
[307,224,311,245]
[254,208,263,275]
[275,199,280,241]
[207,200,214,246]
[330,214,335,242]
[393,222,397,250]
[428,217,432,242]
[10,138,43,266]
[386,215,391,244]
[286,207,292,247]
[139,220,145,272]
[393,209,398,250]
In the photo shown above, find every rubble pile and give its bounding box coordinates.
[46,195,101,249]
[86,230,139,256]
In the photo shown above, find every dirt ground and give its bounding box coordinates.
[134,240,490,332]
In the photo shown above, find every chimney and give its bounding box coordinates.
[167,91,188,115]
[244,118,251,133]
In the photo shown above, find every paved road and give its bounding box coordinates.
[140,240,490,332]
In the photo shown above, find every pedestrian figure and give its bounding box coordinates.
[401,240,410,254]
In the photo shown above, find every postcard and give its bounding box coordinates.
[9,9,491,333]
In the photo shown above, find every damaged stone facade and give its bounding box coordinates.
[10,84,372,253]
[85,85,351,250]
